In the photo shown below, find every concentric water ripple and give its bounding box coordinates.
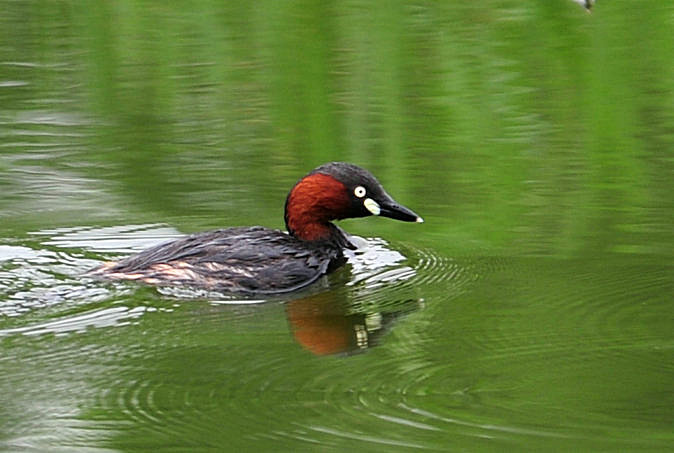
[2,223,671,451]
[251,256,671,450]
[0,230,470,450]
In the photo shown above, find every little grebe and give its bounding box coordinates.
[89,162,423,294]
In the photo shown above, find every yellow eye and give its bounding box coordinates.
[354,186,366,198]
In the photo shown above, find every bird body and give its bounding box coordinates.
[89,162,422,295]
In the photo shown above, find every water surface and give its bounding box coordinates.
[1,1,672,451]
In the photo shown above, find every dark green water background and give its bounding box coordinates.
[1,1,672,451]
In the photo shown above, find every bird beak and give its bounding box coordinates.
[366,193,424,223]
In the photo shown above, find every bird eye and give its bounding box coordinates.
[354,186,366,198]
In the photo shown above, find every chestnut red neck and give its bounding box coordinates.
[285,173,350,242]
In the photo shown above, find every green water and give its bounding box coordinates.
[1,1,672,451]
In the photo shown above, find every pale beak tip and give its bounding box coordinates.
[416,216,424,223]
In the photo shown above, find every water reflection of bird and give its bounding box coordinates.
[89,162,422,295]
[286,290,422,356]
